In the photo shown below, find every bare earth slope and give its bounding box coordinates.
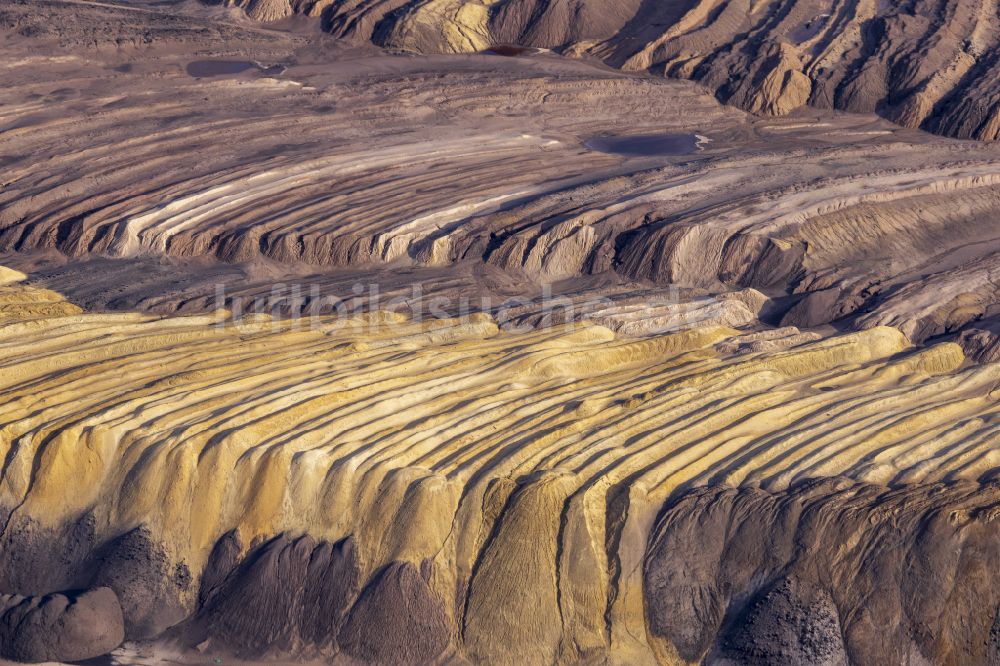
[6,12,1000,350]
[1,274,999,665]
[294,0,1000,141]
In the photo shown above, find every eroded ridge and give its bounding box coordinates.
[0,273,997,663]
[261,0,1000,140]
[7,22,1000,350]
[32,0,1000,142]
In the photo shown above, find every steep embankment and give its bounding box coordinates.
[2,6,1000,663]
[291,0,1000,141]
[6,29,1000,350]
[0,272,998,663]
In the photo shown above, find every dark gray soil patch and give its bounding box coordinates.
[585,133,700,156]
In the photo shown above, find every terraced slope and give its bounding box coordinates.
[7,22,1000,351]
[0,271,998,663]
[302,0,1000,140]
[0,0,298,49]
[3,4,1000,663]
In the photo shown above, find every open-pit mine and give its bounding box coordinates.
[1,1,1000,664]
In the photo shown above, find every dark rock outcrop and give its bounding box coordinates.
[645,479,1000,666]
[959,318,1000,363]
[0,587,125,663]
[172,535,450,663]
[88,526,191,639]
[173,533,362,659]
[338,561,451,665]
[714,577,848,666]
[0,514,97,595]
[235,0,1000,141]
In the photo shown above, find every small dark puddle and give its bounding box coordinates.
[482,44,533,57]
[585,133,701,157]
[186,60,273,78]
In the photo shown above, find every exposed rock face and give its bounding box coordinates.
[3,3,1000,663]
[715,327,822,355]
[240,0,294,23]
[715,578,848,666]
[646,480,1000,666]
[959,319,1000,363]
[89,527,191,638]
[230,0,1000,141]
[176,534,361,658]
[0,587,125,663]
[0,0,296,49]
[0,276,997,662]
[338,561,451,664]
[6,21,1000,350]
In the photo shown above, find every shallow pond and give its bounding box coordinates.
[185,60,258,77]
[185,60,285,78]
[585,133,701,156]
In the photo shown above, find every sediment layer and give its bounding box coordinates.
[3,5,1000,663]
[6,18,1000,348]
[208,0,1000,141]
[0,275,998,663]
